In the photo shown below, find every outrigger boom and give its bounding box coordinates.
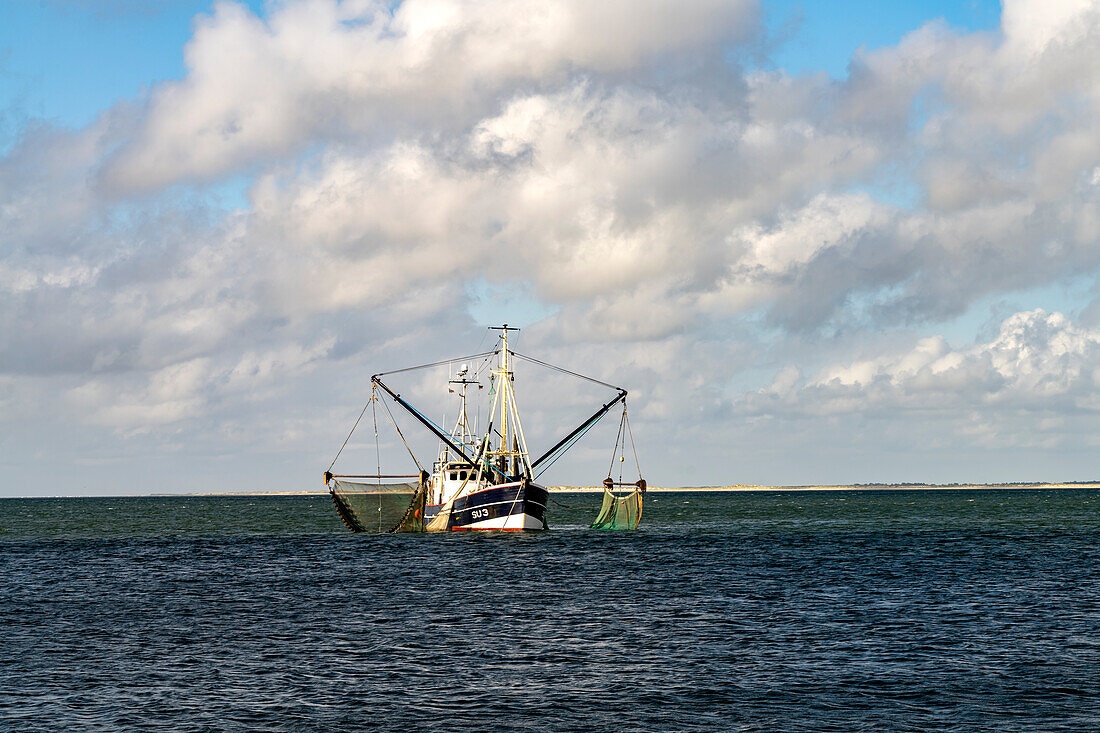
[530,389,626,471]
[370,375,483,471]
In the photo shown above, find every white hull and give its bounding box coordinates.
[450,512,545,531]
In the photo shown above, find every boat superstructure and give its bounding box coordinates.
[325,325,644,532]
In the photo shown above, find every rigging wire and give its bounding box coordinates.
[328,383,424,476]
[473,341,497,380]
[391,387,508,481]
[624,407,642,479]
[373,350,497,378]
[350,339,628,486]
[509,350,622,391]
[327,395,372,473]
[473,328,490,354]
[544,407,633,507]
[379,391,424,472]
[607,407,627,479]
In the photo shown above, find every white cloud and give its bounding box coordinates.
[1002,0,1098,55]
[101,0,758,191]
[66,337,336,430]
[6,0,1100,490]
[748,309,1100,421]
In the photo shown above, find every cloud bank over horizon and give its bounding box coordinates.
[3,0,1100,494]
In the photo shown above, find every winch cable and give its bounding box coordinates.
[618,419,625,486]
[373,395,383,531]
[327,385,425,478]
[604,404,643,494]
[373,394,381,484]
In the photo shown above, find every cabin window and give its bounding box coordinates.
[459,471,467,481]
[449,472,457,481]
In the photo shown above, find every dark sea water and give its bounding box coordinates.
[3,489,1099,732]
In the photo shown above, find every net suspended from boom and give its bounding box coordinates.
[591,478,645,530]
[324,384,431,533]
[328,475,428,533]
[590,404,645,530]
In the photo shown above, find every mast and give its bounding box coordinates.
[501,330,509,462]
[488,324,530,480]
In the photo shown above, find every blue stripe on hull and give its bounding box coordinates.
[426,481,548,530]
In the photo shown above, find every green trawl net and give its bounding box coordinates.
[590,486,643,530]
[330,479,426,533]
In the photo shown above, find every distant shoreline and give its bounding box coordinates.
[8,482,1100,498]
[548,482,1100,493]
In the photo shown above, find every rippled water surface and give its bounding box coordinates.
[3,490,1100,731]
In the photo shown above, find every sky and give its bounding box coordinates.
[3,0,1100,496]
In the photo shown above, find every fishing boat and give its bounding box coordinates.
[324,325,645,532]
